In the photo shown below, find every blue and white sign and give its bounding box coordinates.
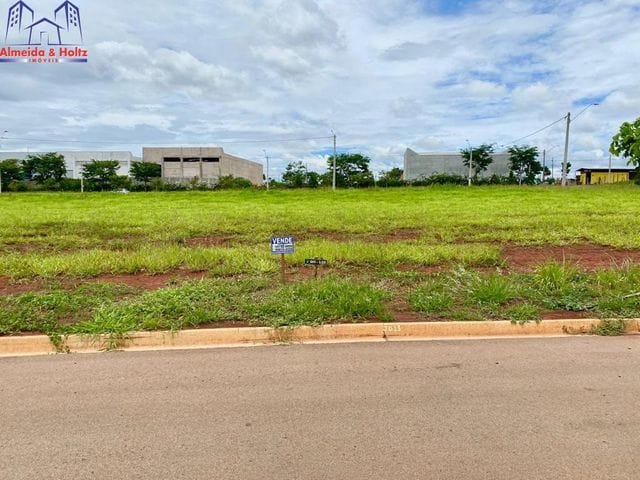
[271,236,295,255]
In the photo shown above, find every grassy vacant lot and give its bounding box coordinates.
[1,185,639,340]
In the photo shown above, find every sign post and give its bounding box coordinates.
[271,236,295,283]
[304,258,328,279]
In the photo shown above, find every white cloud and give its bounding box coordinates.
[1,0,639,175]
[90,42,249,100]
[63,112,174,130]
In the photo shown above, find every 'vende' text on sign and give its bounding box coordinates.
[271,236,295,255]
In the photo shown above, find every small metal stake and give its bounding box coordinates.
[280,254,286,283]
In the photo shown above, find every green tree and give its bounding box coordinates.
[22,152,66,184]
[378,167,405,187]
[82,160,120,191]
[507,145,542,185]
[282,161,307,188]
[460,144,494,180]
[306,171,321,188]
[325,153,374,188]
[0,159,23,190]
[610,117,640,166]
[130,161,161,190]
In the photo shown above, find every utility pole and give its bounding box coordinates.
[561,103,599,187]
[542,149,546,182]
[562,112,570,187]
[331,130,337,190]
[552,157,555,181]
[466,140,473,187]
[608,153,612,184]
[263,149,270,190]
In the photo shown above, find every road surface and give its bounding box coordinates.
[1,337,639,479]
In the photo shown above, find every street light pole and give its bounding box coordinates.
[466,140,473,187]
[263,149,270,191]
[331,130,337,191]
[561,112,571,187]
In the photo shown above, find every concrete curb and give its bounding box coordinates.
[1,319,638,358]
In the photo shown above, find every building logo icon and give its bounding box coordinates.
[1,0,88,63]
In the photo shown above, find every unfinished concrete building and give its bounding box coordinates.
[403,148,511,181]
[143,147,263,186]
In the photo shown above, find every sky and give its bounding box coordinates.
[1,0,639,179]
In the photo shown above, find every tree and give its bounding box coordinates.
[131,161,161,188]
[507,145,542,185]
[378,167,405,187]
[281,161,321,188]
[0,159,23,190]
[22,152,66,183]
[282,161,307,188]
[306,171,320,188]
[325,153,374,188]
[82,160,120,191]
[460,144,494,180]
[610,117,640,167]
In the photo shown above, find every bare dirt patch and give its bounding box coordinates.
[503,245,640,271]
[540,310,592,320]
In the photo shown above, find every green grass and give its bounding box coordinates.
[408,263,640,323]
[248,277,390,327]
[1,186,640,338]
[591,319,628,336]
[1,277,391,338]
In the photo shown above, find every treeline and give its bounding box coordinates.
[274,146,558,189]
[0,153,253,192]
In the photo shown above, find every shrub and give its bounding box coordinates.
[217,175,254,189]
[7,180,30,192]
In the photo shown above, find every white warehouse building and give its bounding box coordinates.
[0,151,138,179]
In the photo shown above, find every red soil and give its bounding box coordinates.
[503,245,640,271]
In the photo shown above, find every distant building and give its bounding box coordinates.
[576,168,637,185]
[0,151,138,178]
[143,147,263,185]
[403,148,511,181]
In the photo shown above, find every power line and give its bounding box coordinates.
[501,115,568,147]
[1,135,335,147]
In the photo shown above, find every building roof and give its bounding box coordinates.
[577,167,636,173]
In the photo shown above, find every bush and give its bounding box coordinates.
[412,173,467,186]
[59,179,82,192]
[216,175,254,189]
[7,180,30,192]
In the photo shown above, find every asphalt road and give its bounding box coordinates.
[1,337,639,480]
